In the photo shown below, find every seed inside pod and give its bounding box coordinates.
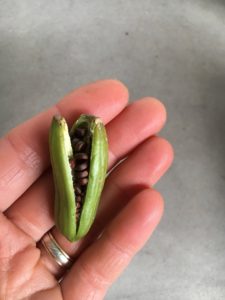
[74,127,86,138]
[76,195,82,204]
[74,140,86,152]
[70,125,91,222]
[69,159,75,169]
[72,137,80,146]
[75,186,82,195]
[75,161,88,171]
[75,153,89,160]
[76,170,88,178]
[77,177,88,186]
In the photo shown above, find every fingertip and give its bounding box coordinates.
[101,79,129,102]
[154,136,174,169]
[146,188,164,220]
[135,188,164,223]
[83,79,129,106]
[127,97,167,135]
[142,136,174,185]
[142,97,167,131]
[58,79,129,124]
[150,97,167,123]
[102,79,129,114]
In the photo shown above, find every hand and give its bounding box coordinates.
[0,80,173,300]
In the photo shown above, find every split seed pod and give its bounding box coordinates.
[49,114,108,242]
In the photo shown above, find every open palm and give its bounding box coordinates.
[0,80,173,300]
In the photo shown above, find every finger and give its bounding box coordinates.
[6,97,169,242]
[61,189,163,300]
[0,80,128,211]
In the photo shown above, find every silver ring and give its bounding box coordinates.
[41,232,73,268]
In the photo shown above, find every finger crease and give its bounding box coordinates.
[78,259,110,291]
[7,212,40,241]
[5,135,42,171]
[104,229,133,258]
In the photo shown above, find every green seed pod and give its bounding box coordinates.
[49,114,108,242]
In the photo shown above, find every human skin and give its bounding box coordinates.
[0,80,173,300]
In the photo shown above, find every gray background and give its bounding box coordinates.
[1,1,225,299]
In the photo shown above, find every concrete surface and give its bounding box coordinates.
[1,1,225,299]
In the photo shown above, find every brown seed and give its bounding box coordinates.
[76,170,88,178]
[72,137,79,146]
[74,140,86,152]
[76,196,82,204]
[75,186,82,195]
[69,159,75,169]
[76,208,81,215]
[78,178,88,185]
[74,127,86,138]
[75,161,88,171]
[76,213,80,222]
[75,153,89,160]
[81,185,86,193]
